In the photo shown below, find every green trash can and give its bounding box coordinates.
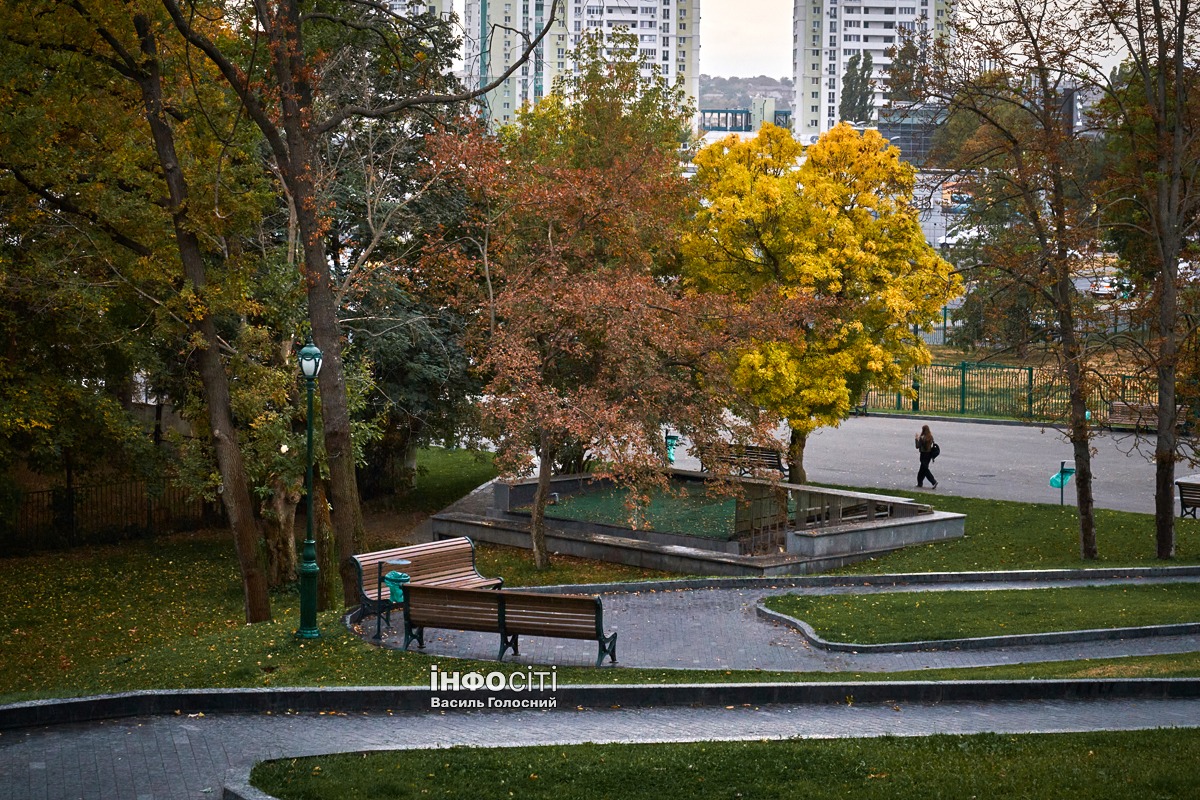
[383,571,410,603]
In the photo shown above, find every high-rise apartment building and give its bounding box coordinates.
[462,0,701,126]
[792,0,947,143]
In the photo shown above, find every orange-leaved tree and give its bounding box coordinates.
[424,33,798,567]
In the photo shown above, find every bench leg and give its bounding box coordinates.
[498,632,519,661]
[497,632,519,661]
[596,632,617,667]
[403,623,425,651]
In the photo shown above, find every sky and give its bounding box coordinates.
[699,0,794,78]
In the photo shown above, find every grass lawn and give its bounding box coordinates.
[764,583,1200,644]
[251,729,1200,800]
[825,490,1200,573]
[3,447,1200,705]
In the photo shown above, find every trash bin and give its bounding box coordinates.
[665,434,680,464]
[383,571,410,603]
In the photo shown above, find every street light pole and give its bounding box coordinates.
[296,337,323,639]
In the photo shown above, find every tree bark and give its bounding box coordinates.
[787,428,808,485]
[263,478,300,587]
[263,0,366,603]
[313,480,338,612]
[529,430,555,569]
[132,15,271,622]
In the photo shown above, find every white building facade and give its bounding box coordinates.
[462,0,701,126]
[792,0,947,143]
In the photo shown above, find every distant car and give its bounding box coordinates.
[1089,276,1136,299]
[1089,277,1118,298]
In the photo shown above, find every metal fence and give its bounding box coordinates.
[864,362,1161,424]
[2,480,219,553]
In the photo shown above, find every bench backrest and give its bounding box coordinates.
[404,585,604,641]
[502,592,604,640]
[713,445,786,475]
[1179,483,1200,503]
[403,584,504,632]
[353,537,497,601]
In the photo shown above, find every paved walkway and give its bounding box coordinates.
[5,697,1200,800]
[369,576,1200,670]
[6,570,1199,800]
[4,414,1199,799]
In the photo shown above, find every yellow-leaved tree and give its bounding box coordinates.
[682,122,961,482]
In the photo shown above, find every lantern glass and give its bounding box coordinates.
[299,338,323,378]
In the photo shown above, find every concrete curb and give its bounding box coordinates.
[525,565,1200,596]
[7,678,1200,732]
[756,604,1200,652]
[210,677,1200,800]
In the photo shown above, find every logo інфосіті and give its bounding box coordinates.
[429,664,558,709]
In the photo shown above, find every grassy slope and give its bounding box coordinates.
[765,583,1200,644]
[252,730,1200,800]
[2,449,1200,705]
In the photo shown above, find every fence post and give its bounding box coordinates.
[1027,367,1034,419]
[912,369,920,412]
[960,361,968,414]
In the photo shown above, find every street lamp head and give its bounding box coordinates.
[298,337,323,379]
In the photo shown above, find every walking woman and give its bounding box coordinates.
[915,424,938,489]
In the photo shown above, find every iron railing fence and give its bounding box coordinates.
[865,362,1163,424]
[2,480,219,554]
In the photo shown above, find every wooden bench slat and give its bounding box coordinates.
[1179,481,1200,520]
[351,537,503,639]
[1108,401,1190,432]
[708,445,787,477]
[401,584,617,666]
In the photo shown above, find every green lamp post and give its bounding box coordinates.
[296,336,323,639]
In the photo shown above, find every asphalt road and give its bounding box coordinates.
[676,415,1185,514]
[804,416,1169,514]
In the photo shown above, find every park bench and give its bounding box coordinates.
[712,444,787,477]
[1178,480,1200,520]
[401,584,618,667]
[1107,401,1190,432]
[351,537,502,628]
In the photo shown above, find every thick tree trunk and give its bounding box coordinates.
[787,428,808,485]
[313,480,338,612]
[1154,259,1179,559]
[134,16,271,622]
[266,1,366,604]
[1056,270,1098,559]
[263,478,300,587]
[530,431,554,569]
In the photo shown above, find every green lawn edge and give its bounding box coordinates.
[3,447,1200,705]
[764,583,1200,645]
[251,730,1200,800]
